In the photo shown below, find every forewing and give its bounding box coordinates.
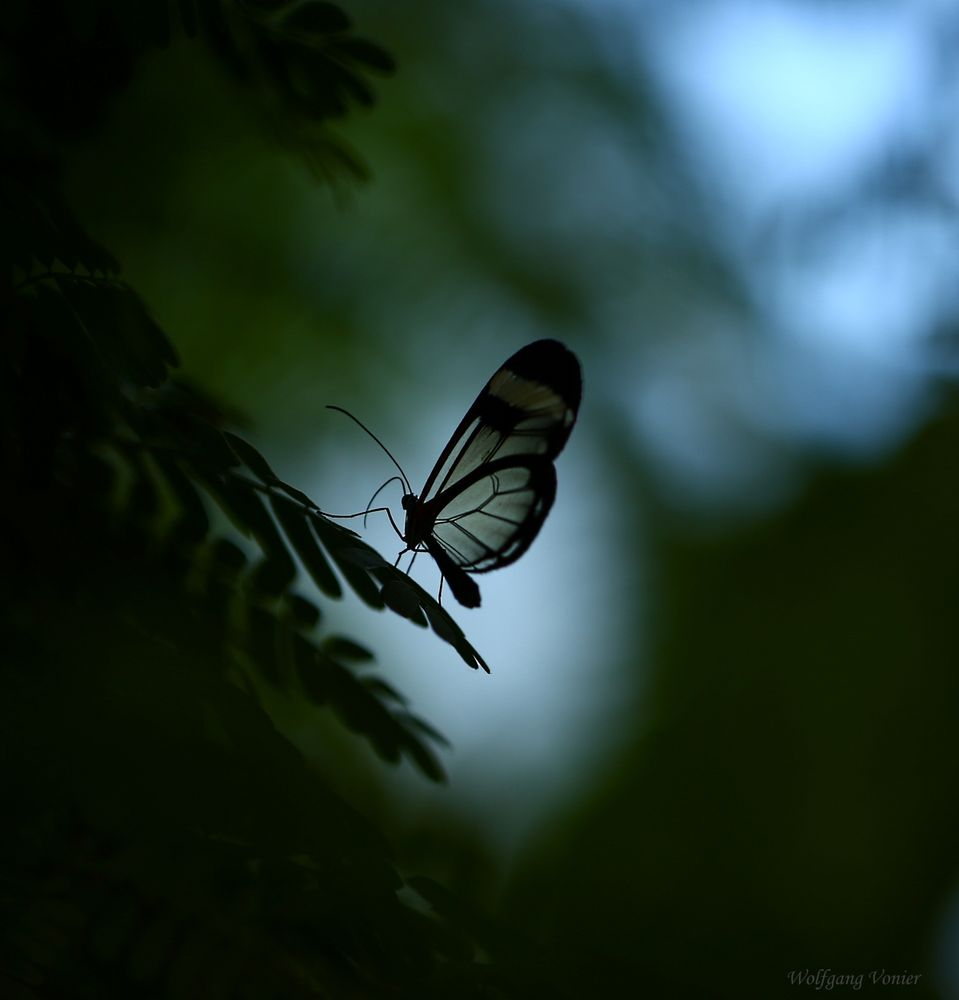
[420,339,582,504]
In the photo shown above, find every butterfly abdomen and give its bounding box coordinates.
[426,538,481,608]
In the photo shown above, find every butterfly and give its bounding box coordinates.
[329,339,582,608]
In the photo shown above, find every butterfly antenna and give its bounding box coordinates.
[363,476,405,528]
[326,405,413,495]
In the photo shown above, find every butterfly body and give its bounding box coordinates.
[397,339,581,608]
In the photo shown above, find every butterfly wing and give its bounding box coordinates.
[406,340,581,607]
[419,339,581,503]
[424,454,557,572]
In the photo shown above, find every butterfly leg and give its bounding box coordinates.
[323,505,406,544]
[437,574,445,607]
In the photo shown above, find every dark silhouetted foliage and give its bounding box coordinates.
[0,4,547,998]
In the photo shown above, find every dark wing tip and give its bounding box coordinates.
[503,339,582,413]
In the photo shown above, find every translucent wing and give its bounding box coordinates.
[419,340,581,505]
[425,456,557,572]
[404,339,582,608]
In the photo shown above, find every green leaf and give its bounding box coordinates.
[381,579,427,627]
[158,410,240,472]
[362,677,407,705]
[209,538,248,576]
[323,60,375,108]
[2,178,57,269]
[328,675,401,763]
[250,554,297,596]
[29,284,118,403]
[292,633,331,704]
[374,566,491,673]
[223,431,277,483]
[201,475,289,566]
[419,599,462,647]
[248,605,285,687]
[333,37,396,74]
[311,515,383,609]
[416,588,490,673]
[399,713,451,749]
[55,278,174,388]
[121,285,179,369]
[283,2,352,36]
[338,544,391,570]
[242,0,294,11]
[271,493,342,598]
[275,479,316,508]
[321,636,373,662]
[152,453,210,544]
[399,735,447,784]
[45,184,118,273]
[126,449,161,521]
[283,593,321,629]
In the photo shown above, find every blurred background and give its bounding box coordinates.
[59,0,959,994]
